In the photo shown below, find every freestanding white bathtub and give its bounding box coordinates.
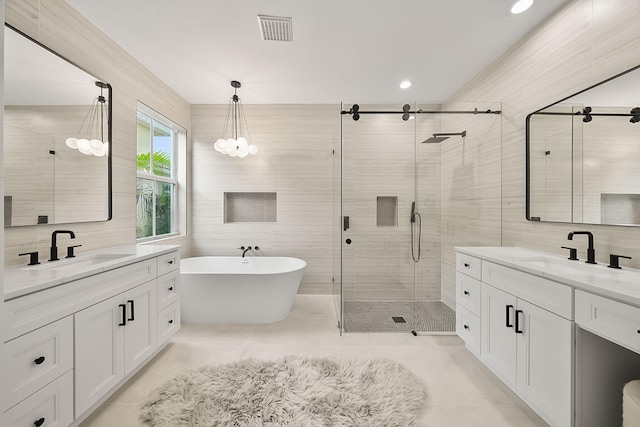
[180,256,307,324]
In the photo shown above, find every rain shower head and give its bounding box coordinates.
[421,131,467,144]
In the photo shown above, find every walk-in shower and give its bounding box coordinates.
[336,103,502,335]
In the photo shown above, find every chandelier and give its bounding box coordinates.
[213,80,258,158]
[65,81,109,157]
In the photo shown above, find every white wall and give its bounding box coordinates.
[4,0,192,266]
[190,104,339,293]
[441,0,640,302]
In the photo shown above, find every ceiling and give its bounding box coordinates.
[64,0,568,105]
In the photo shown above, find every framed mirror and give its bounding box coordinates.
[3,24,112,227]
[526,65,640,226]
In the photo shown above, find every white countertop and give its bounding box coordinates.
[4,244,180,300]
[456,246,640,307]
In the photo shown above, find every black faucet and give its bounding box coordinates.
[567,231,596,264]
[50,230,75,261]
[242,246,252,258]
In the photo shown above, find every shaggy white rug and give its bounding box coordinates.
[140,355,426,426]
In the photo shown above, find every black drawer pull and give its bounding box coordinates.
[506,305,514,328]
[515,310,524,334]
[34,356,46,365]
[463,324,469,330]
[119,304,127,326]
[34,418,45,427]
[168,286,174,291]
[168,260,174,264]
[127,300,135,321]
[463,290,469,295]
[168,319,174,324]
[463,262,470,268]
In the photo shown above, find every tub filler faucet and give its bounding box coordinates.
[238,246,260,258]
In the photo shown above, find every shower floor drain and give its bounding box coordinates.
[392,316,407,323]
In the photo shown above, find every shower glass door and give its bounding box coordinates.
[340,103,421,333]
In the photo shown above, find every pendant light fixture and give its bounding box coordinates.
[214,80,258,158]
[65,81,110,157]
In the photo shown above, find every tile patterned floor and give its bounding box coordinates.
[343,300,456,333]
[80,295,549,427]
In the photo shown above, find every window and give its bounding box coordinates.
[136,105,185,240]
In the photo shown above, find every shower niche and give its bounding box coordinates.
[376,196,398,227]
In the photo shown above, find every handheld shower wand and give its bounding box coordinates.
[410,202,421,262]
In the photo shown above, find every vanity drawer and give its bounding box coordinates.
[157,270,180,311]
[158,301,181,345]
[4,369,74,427]
[4,258,156,341]
[157,251,180,276]
[456,304,480,355]
[456,273,481,316]
[576,290,640,354]
[456,253,482,280]
[482,261,573,320]
[3,316,73,410]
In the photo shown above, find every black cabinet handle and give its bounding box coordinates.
[168,259,174,264]
[463,324,469,330]
[168,319,174,324]
[463,290,469,295]
[463,262,470,268]
[506,305,514,328]
[34,418,45,427]
[127,300,135,321]
[119,304,127,326]
[34,356,46,365]
[168,286,174,291]
[515,310,524,334]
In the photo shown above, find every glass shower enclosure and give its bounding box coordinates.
[337,102,502,334]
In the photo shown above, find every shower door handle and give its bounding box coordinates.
[343,216,350,231]
[345,238,352,245]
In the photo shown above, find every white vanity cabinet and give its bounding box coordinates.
[2,246,181,427]
[457,251,573,427]
[74,280,157,417]
[455,253,482,355]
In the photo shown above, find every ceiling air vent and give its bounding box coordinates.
[257,15,292,42]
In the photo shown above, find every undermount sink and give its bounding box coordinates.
[23,253,131,272]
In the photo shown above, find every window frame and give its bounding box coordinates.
[136,103,184,242]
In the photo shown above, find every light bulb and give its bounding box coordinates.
[227,150,237,157]
[65,137,78,149]
[93,144,107,157]
[226,143,238,156]
[400,80,412,89]
[104,141,109,156]
[238,145,249,157]
[225,138,237,151]
[214,138,226,152]
[511,0,533,14]
[248,144,258,155]
[237,137,248,149]
[89,139,103,150]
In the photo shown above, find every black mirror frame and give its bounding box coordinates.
[5,23,113,223]
[525,63,640,224]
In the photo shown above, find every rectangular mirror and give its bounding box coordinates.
[526,65,640,226]
[3,24,112,227]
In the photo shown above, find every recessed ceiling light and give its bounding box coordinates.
[400,81,412,89]
[511,0,534,14]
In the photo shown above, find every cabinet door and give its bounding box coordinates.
[123,280,158,375]
[516,299,573,427]
[75,294,125,418]
[481,283,517,385]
